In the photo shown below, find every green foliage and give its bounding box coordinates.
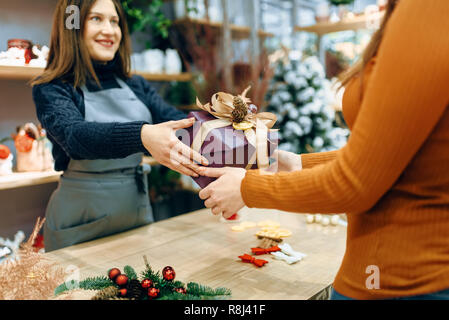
[124,265,138,280]
[121,0,171,48]
[55,259,231,300]
[163,81,197,107]
[328,0,355,5]
[148,166,182,202]
[54,276,114,296]
[186,282,232,297]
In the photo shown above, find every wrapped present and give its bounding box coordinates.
[179,86,278,188]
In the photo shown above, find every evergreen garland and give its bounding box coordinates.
[54,256,232,300]
[54,276,114,296]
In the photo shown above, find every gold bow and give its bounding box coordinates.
[193,86,277,169]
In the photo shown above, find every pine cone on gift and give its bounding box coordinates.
[231,96,248,123]
[126,279,145,300]
[91,286,120,300]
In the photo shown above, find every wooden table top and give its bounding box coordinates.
[45,208,347,300]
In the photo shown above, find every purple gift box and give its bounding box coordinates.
[177,111,279,188]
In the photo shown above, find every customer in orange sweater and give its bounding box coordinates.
[198,0,449,300]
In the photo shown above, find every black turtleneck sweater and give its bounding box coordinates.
[32,58,186,172]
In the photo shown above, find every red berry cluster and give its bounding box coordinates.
[107,266,185,299]
[108,268,129,297]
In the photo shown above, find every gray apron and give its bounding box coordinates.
[44,76,154,252]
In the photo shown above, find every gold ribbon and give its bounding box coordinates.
[193,86,277,170]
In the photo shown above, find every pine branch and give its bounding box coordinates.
[124,265,138,280]
[54,276,114,296]
[186,282,232,297]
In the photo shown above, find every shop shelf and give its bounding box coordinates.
[173,17,274,40]
[0,65,192,82]
[295,11,385,35]
[0,170,62,190]
[0,157,158,190]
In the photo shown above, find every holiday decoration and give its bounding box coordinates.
[0,144,13,175]
[147,287,160,299]
[259,238,281,250]
[306,214,342,226]
[271,243,307,265]
[91,286,119,300]
[141,279,153,289]
[127,279,145,300]
[238,254,268,268]
[266,55,349,155]
[175,287,186,294]
[0,217,68,300]
[182,86,278,188]
[0,144,11,159]
[115,274,129,287]
[119,288,128,297]
[108,268,121,281]
[162,266,176,282]
[231,95,248,123]
[251,246,281,255]
[54,256,232,300]
[13,123,54,172]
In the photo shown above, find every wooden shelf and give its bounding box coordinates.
[295,11,385,35]
[0,171,61,191]
[173,17,274,40]
[176,104,201,111]
[0,157,158,191]
[133,71,192,82]
[0,65,192,82]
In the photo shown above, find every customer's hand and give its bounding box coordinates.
[267,149,302,173]
[141,118,208,177]
[198,167,246,218]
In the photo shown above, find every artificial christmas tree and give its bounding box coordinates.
[266,55,349,155]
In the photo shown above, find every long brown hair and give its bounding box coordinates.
[339,0,399,88]
[31,0,132,88]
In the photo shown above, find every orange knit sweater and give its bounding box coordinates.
[241,0,449,299]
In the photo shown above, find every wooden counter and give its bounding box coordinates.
[45,207,347,300]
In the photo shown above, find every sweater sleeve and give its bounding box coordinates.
[300,150,339,169]
[241,0,449,214]
[33,81,148,160]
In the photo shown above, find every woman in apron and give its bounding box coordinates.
[31,0,207,252]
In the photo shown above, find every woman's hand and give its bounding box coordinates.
[141,118,208,177]
[198,167,246,218]
[267,149,302,173]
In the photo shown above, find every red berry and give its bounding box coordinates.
[148,287,160,299]
[175,287,186,294]
[162,266,176,281]
[115,274,129,287]
[141,279,153,289]
[0,145,11,160]
[119,288,127,297]
[108,268,121,281]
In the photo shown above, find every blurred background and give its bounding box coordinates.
[0,0,382,241]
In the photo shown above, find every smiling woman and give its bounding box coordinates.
[84,0,122,63]
[32,0,131,88]
[30,0,208,252]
